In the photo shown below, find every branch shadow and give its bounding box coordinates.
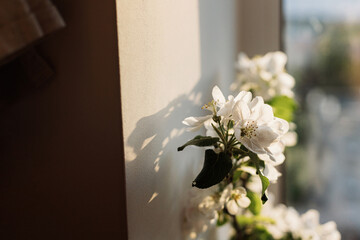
[125,78,219,238]
[125,1,239,238]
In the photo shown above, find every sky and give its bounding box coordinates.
[284,0,360,22]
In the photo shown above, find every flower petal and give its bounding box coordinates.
[219,184,233,205]
[252,125,279,147]
[212,85,225,106]
[267,118,289,136]
[236,196,251,208]
[235,187,247,196]
[234,91,252,103]
[263,164,282,183]
[265,51,287,74]
[248,96,264,113]
[260,140,286,163]
[233,101,250,122]
[256,104,274,124]
[259,151,285,165]
[217,98,234,117]
[236,52,252,71]
[301,209,320,229]
[239,166,257,175]
[236,135,267,154]
[182,115,213,127]
[259,70,273,81]
[226,200,239,215]
[282,131,297,147]
[278,72,295,88]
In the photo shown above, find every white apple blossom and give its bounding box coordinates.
[282,122,298,147]
[299,210,341,240]
[263,164,282,183]
[232,96,289,160]
[258,141,286,183]
[198,196,219,220]
[182,114,213,132]
[183,185,235,239]
[258,141,286,165]
[282,130,298,147]
[183,188,221,239]
[182,86,252,132]
[214,86,252,120]
[178,66,341,240]
[233,51,295,101]
[222,184,251,215]
[260,199,341,240]
[256,129,295,183]
[260,196,300,238]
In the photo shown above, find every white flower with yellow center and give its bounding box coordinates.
[223,185,251,215]
[233,96,289,160]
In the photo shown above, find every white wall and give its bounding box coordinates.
[117,0,239,239]
[117,0,281,239]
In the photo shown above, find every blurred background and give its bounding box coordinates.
[284,0,360,239]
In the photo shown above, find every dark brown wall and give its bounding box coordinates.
[0,1,128,239]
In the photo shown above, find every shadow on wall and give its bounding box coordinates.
[124,1,239,239]
[125,78,217,238]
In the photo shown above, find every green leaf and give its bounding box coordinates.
[249,152,270,204]
[192,149,233,189]
[247,191,262,215]
[259,174,269,204]
[177,135,219,151]
[267,95,297,122]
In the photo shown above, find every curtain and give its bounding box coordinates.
[0,0,65,108]
[0,0,65,62]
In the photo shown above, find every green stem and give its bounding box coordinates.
[231,215,243,240]
[212,123,226,146]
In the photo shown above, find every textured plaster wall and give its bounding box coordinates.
[117,0,239,239]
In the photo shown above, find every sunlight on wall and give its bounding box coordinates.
[117,0,239,239]
[117,0,202,239]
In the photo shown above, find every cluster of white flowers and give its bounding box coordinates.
[184,185,250,239]
[183,86,289,164]
[261,199,341,240]
[180,51,340,240]
[233,51,299,150]
[182,85,291,238]
[183,189,217,239]
[232,51,295,101]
